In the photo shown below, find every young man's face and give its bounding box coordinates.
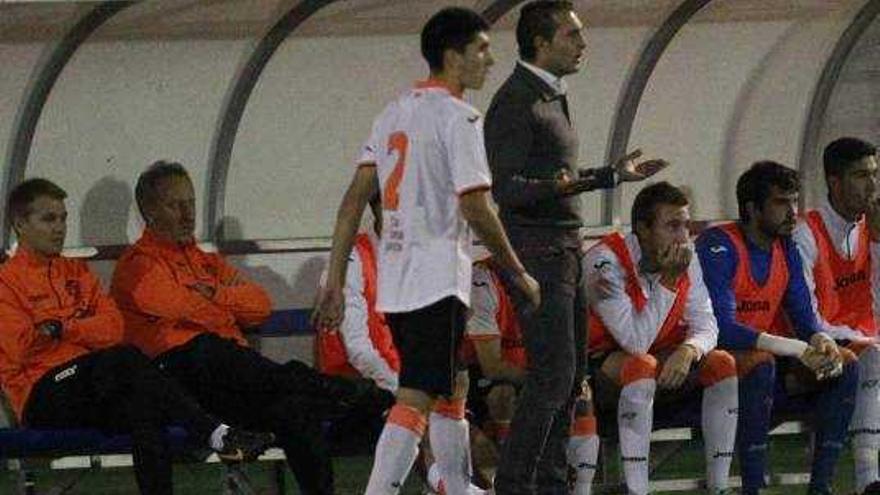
[456,31,494,90]
[537,10,587,77]
[637,203,690,264]
[15,196,67,257]
[828,154,878,217]
[145,175,196,243]
[754,186,799,238]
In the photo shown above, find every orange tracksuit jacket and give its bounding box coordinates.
[0,246,124,420]
[110,229,272,359]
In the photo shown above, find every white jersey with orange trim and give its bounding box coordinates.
[583,232,718,356]
[467,263,503,339]
[357,81,492,313]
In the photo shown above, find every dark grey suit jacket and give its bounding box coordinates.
[485,63,613,230]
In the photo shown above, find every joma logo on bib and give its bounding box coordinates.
[54,364,78,382]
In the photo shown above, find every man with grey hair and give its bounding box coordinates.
[112,161,387,495]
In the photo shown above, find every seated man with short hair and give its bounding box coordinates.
[463,256,599,494]
[697,161,859,495]
[316,194,400,394]
[0,178,271,495]
[585,182,738,495]
[111,161,381,495]
[793,137,880,494]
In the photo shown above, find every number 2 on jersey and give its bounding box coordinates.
[383,131,408,211]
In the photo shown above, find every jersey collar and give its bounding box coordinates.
[414,79,464,99]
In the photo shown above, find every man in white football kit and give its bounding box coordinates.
[314,8,540,495]
[585,182,737,495]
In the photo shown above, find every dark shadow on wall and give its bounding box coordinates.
[217,216,327,356]
[79,175,132,246]
[216,216,327,311]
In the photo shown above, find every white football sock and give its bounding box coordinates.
[702,376,738,490]
[365,404,427,495]
[567,415,599,495]
[429,399,470,495]
[852,347,880,492]
[619,378,655,495]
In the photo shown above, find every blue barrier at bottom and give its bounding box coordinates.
[0,426,193,459]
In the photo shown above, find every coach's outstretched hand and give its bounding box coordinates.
[312,284,345,330]
[615,149,669,183]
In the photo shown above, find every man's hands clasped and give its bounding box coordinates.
[799,333,844,380]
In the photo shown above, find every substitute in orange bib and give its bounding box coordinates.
[584,182,737,495]
[793,137,880,495]
[0,179,272,495]
[316,195,400,393]
[111,162,382,495]
[697,161,858,495]
[463,256,599,495]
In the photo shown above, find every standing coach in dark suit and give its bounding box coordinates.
[485,2,667,493]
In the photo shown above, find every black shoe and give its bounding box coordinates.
[284,360,362,402]
[862,481,880,495]
[217,428,275,463]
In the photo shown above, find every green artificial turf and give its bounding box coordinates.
[0,435,859,494]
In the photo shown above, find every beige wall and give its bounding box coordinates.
[0,2,876,247]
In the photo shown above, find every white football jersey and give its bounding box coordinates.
[357,81,491,313]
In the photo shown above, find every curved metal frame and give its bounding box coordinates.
[205,0,339,241]
[2,1,136,250]
[798,0,880,207]
[481,0,526,23]
[603,0,714,225]
[205,0,527,241]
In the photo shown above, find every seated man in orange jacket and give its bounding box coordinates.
[111,161,381,495]
[0,178,272,495]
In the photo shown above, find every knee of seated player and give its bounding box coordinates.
[396,387,433,416]
[847,340,876,357]
[486,383,518,422]
[433,374,469,421]
[839,347,858,365]
[697,350,737,387]
[615,353,658,387]
[734,350,776,379]
[854,343,880,373]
